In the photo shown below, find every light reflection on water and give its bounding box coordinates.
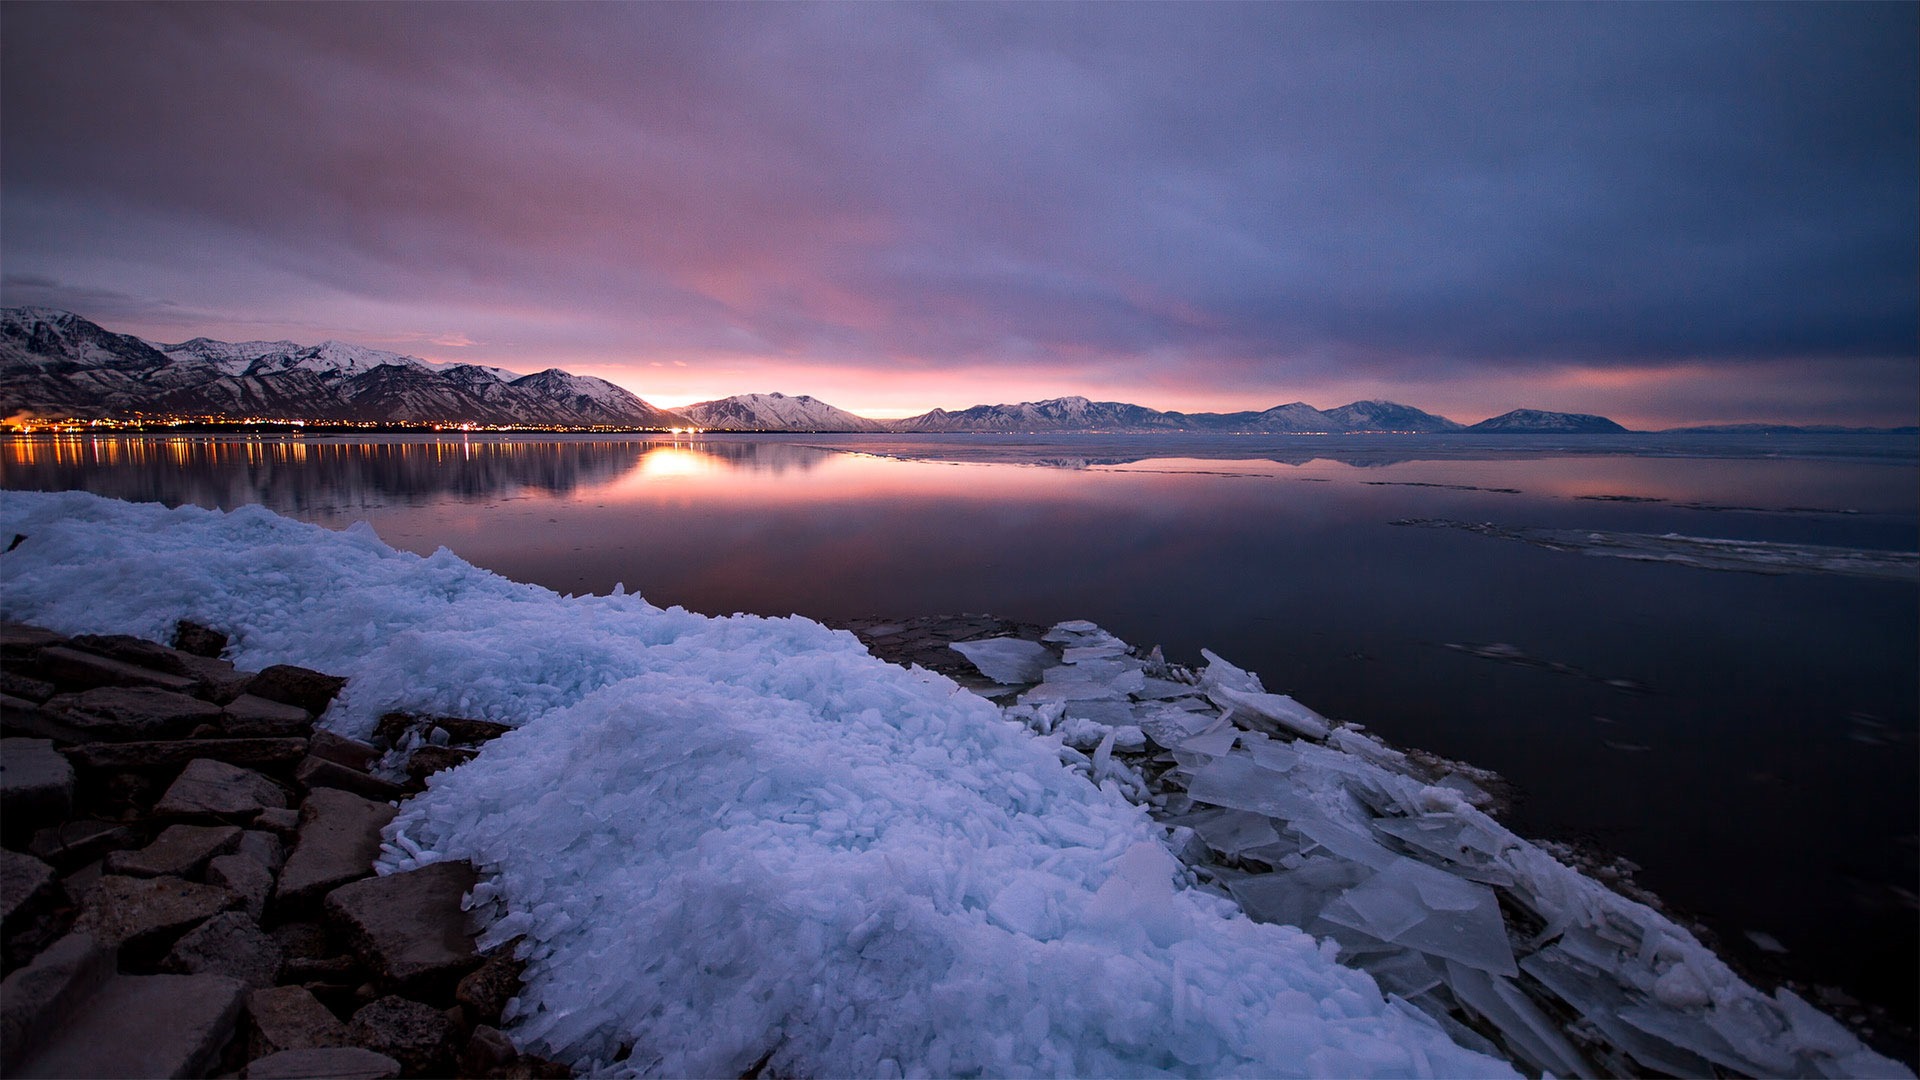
[2,431,1917,1029]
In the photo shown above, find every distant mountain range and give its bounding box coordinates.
[10,307,1899,435]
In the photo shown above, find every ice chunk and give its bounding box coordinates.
[1062,699,1137,727]
[1130,703,1219,749]
[1198,648,1265,693]
[1522,946,1713,1078]
[1188,809,1281,856]
[1371,815,1516,886]
[1323,859,1517,976]
[1206,685,1332,741]
[1225,859,1366,930]
[1186,754,1319,820]
[1618,1004,1790,1077]
[949,637,1054,684]
[1289,815,1402,871]
[1134,677,1200,700]
[1445,961,1595,1078]
[1062,643,1128,662]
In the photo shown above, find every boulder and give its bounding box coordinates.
[223,694,314,737]
[254,806,301,835]
[28,819,136,868]
[247,984,351,1056]
[327,861,479,998]
[42,686,222,742]
[104,823,241,878]
[153,758,289,821]
[0,671,56,703]
[244,1046,402,1080]
[405,745,476,783]
[276,789,396,908]
[172,620,229,659]
[0,694,63,743]
[64,736,309,771]
[0,933,117,1072]
[34,646,199,693]
[247,665,348,714]
[70,633,198,676]
[9,970,245,1079]
[347,995,461,1078]
[309,730,382,771]
[270,920,333,963]
[459,1024,519,1075]
[454,943,526,1028]
[0,850,57,932]
[207,853,274,920]
[165,910,284,988]
[73,874,235,951]
[238,828,287,871]
[297,755,405,802]
[174,654,256,704]
[1,737,74,840]
[0,621,66,660]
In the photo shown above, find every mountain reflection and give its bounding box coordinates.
[0,435,835,513]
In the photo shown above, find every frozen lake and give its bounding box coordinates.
[4,430,1916,1035]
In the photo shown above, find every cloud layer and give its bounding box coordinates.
[4,3,1915,424]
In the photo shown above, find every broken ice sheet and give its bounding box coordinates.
[1188,809,1281,856]
[1130,702,1219,749]
[1444,961,1594,1079]
[1522,945,1714,1078]
[1322,858,1518,976]
[948,637,1054,684]
[1226,858,1367,930]
[1186,754,1319,820]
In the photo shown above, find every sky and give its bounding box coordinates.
[2,3,1915,427]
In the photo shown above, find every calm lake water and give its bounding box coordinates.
[4,431,1917,1029]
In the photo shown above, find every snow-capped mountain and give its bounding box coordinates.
[885,396,1469,433]
[679,392,887,432]
[0,309,687,428]
[1467,408,1628,433]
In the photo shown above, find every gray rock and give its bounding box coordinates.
[175,653,255,704]
[73,874,236,950]
[42,686,222,742]
[0,933,117,1073]
[28,818,136,868]
[270,920,333,962]
[276,788,396,909]
[347,995,460,1078]
[58,859,105,903]
[254,806,301,835]
[206,853,274,920]
[0,621,66,659]
[404,745,476,783]
[247,984,351,1056]
[327,862,479,996]
[105,823,241,878]
[34,645,200,693]
[247,665,348,714]
[455,943,525,1028]
[0,850,57,931]
[460,1025,519,1075]
[223,694,314,737]
[1,737,74,839]
[238,828,287,872]
[10,971,245,1079]
[172,620,229,658]
[297,755,405,802]
[0,671,56,703]
[165,909,284,988]
[153,757,289,821]
[64,736,309,771]
[244,1047,402,1080]
[309,730,381,771]
[70,633,198,676]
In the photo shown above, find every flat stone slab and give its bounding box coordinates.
[308,730,381,771]
[11,971,245,1079]
[327,861,478,995]
[0,933,116,1073]
[244,1047,401,1080]
[246,665,348,714]
[276,788,396,908]
[43,686,222,742]
[29,818,136,868]
[35,646,200,694]
[153,757,288,821]
[1,737,74,834]
[0,671,55,702]
[207,852,274,920]
[0,849,57,930]
[296,755,404,802]
[247,984,350,1056]
[105,823,241,878]
[223,694,313,737]
[166,910,284,988]
[347,995,460,1078]
[172,620,229,659]
[405,745,476,782]
[0,621,67,657]
[73,874,235,950]
[65,736,309,771]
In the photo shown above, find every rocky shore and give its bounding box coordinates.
[0,618,568,1079]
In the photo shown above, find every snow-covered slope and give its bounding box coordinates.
[0,308,684,428]
[680,392,887,431]
[1323,400,1464,433]
[890,396,1190,432]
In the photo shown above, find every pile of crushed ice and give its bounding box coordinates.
[1,491,1907,1079]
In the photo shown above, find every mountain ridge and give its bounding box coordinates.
[0,307,1662,434]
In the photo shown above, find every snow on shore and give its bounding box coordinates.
[0,491,1507,1077]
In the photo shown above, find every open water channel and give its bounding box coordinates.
[3,430,1915,1040]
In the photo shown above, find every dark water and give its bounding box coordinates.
[4,431,1916,1029]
